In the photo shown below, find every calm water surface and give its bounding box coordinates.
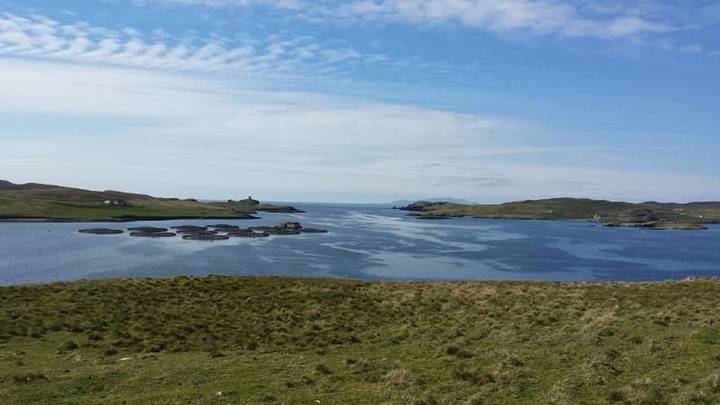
[0,204,718,285]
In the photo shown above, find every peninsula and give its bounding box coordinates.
[399,198,720,230]
[0,180,301,222]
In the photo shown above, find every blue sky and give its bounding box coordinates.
[1,0,719,203]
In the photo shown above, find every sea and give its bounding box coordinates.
[1,204,718,285]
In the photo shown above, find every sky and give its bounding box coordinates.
[0,0,718,203]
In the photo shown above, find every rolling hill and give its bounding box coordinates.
[0,180,299,221]
[400,198,720,229]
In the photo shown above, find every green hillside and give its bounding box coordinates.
[0,180,294,221]
[402,198,720,229]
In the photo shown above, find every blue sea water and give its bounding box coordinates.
[0,204,718,285]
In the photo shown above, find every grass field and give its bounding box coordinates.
[1,276,719,404]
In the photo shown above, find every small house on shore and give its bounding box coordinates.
[103,199,130,207]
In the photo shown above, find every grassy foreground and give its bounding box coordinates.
[1,276,720,404]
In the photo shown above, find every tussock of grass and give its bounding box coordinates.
[1,276,720,404]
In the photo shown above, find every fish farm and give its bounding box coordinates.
[78,222,326,241]
[78,228,124,235]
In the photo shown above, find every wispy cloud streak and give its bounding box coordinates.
[141,0,674,38]
[129,0,720,55]
[331,0,671,38]
[0,12,383,78]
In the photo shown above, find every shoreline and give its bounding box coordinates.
[407,212,714,230]
[0,207,303,223]
[3,273,718,288]
[0,215,263,223]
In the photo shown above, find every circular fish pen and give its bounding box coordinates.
[74,221,321,241]
[129,232,177,238]
[265,228,302,235]
[182,234,230,241]
[78,228,124,235]
[127,227,168,233]
[175,229,213,235]
[183,230,219,236]
[227,229,270,238]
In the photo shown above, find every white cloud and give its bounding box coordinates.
[1,58,717,202]
[601,16,669,37]
[332,0,672,38]
[138,0,674,39]
[0,13,382,79]
[127,0,719,58]
[0,59,519,200]
[135,0,301,7]
[654,38,705,54]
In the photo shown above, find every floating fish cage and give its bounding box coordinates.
[249,223,327,235]
[78,228,124,235]
[175,229,213,235]
[225,227,253,233]
[127,227,168,233]
[129,232,176,238]
[77,222,323,239]
[184,230,219,236]
[227,230,269,238]
[265,228,302,235]
[182,234,230,241]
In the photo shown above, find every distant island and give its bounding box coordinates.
[397,198,720,230]
[0,180,302,222]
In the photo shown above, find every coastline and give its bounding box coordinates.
[0,215,261,223]
[400,200,718,230]
[0,206,303,222]
[408,212,712,230]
